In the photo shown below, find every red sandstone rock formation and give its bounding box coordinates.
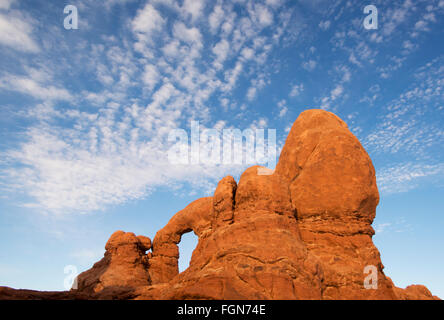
[275,110,394,299]
[394,285,440,300]
[76,231,152,293]
[0,109,439,300]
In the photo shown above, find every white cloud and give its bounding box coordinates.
[182,0,205,22]
[212,39,230,69]
[265,0,283,7]
[132,3,165,34]
[336,65,351,83]
[0,0,14,9]
[277,99,287,117]
[0,0,300,214]
[95,64,114,85]
[374,223,391,234]
[246,86,257,101]
[402,40,416,55]
[241,47,254,60]
[222,61,243,92]
[221,14,235,36]
[377,163,444,194]
[382,0,412,36]
[248,3,273,28]
[142,64,159,91]
[0,73,72,101]
[414,19,429,32]
[162,39,180,58]
[249,117,268,130]
[319,20,330,30]
[3,114,252,212]
[279,107,288,118]
[365,58,443,155]
[330,85,343,100]
[209,4,224,33]
[132,3,165,52]
[302,60,316,71]
[173,21,203,46]
[0,13,39,52]
[245,75,267,102]
[289,84,304,97]
[374,219,413,234]
[318,84,344,110]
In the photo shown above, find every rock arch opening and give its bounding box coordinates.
[178,231,198,273]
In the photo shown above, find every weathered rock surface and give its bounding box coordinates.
[0,286,137,300]
[0,109,439,300]
[148,197,214,285]
[76,231,151,293]
[275,110,395,299]
[394,285,440,300]
[141,166,324,300]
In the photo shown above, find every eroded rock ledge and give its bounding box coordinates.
[0,110,439,300]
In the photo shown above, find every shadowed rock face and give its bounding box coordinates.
[394,285,440,300]
[76,231,152,293]
[0,110,439,300]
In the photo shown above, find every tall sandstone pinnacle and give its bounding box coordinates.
[275,110,393,299]
[0,109,439,300]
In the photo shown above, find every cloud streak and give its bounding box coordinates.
[0,11,39,52]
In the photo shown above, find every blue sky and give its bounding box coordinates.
[0,0,443,297]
